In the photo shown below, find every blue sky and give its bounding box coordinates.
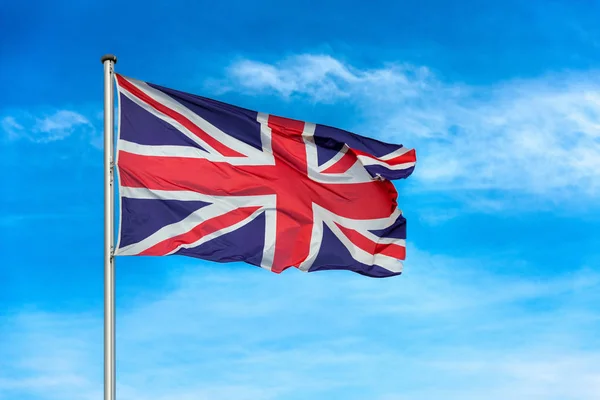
[2,0,600,398]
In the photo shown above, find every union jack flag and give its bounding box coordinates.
[114,74,416,277]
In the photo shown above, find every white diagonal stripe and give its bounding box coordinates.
[304,136,373,184]
[116,202,232,256]
[119,76,268,160]
[379,146,413,161]
[313,203,402,231]
[117,85,220,156]
[117,187,275,256]
[318,145,350,172]
[357,155,416,170]
[166,206,266,256]
[325,219,403,273]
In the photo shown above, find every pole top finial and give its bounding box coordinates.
[101,54,117,64]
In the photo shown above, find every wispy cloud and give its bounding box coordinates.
[1,116,24,139]
[1,109,98,146]
[2,249,599,399]
[0,311,101,400]
[223,55,432,104]
[222,54,600,203]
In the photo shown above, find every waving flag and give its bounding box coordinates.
[113,74,416,277]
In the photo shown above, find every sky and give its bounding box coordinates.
[2,0,600,399]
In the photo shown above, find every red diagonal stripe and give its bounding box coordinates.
[335,223,406,260]
[116,74,244,158]
[353,148,417,165]
[140,206,261,256]
[322,149,357,174]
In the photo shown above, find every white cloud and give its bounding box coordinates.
[2,250,599,399]
[1,109,97,144]
[1,116,24,139]
[223,54,600,202]
[226,55,432,104]
[35,110,92,141]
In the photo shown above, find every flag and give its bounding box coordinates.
[113,74,416,277]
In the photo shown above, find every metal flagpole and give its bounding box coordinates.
[101,53,117,400]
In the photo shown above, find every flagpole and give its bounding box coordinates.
[101,53,117,400]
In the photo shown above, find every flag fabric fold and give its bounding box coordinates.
[113,74,416,277]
